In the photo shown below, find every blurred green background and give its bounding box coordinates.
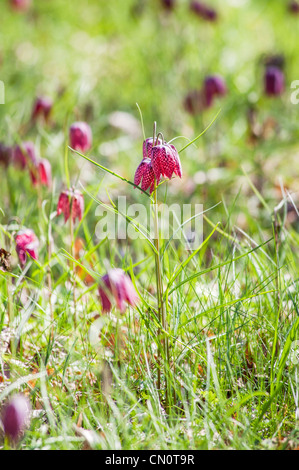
[1,0,299,231]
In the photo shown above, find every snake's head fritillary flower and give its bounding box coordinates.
[134,158,157,193]
[57,189,84,223]
[142,137,162,160]
[32,96,53,123]
[161,0,176,10]
[203,75,227,107]
[30,158,52,188]
[13,141,37,170]
[288,1,299,14]
[2,394,31,442]
[152,142,182,181]
[69,122,92,153]
[98,268,139,313]
[15,228,39,268]
[10,0,31,11]
[0,143,12,168]
[264,66,285,96]
[184,89,204,115]
[190,1,217,21]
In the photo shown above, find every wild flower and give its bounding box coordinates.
[12,141,37,170]
[69,122,92,153]
[10,0,31,11]
[57,188,84,223]
[15,228,39,267]
[98,268,139,313]
[32,96,53,123]
[2,394,31,442]
[190,1,217,21]
[264,66,285,96]
[135,135,182,193]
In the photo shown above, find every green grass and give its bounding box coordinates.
[1,0,299,450]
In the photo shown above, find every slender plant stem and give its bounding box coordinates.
[70,210,77,329]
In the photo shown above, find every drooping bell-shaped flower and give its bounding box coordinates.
[161,0,176,10]
[264,66,285,96]
[288,1,299,14]
[10,0,31,11]
[69,122,92,153]
[13,141,37,170]
[203,75,227,107]
[30,158,52,188]
[134,158,157,193]
[32,96,53,123]
[98,268,139,313]
[2,394,31,442]
[15,228,39,267]
[0,143,12,168]
[142,137,162,160]
[151,142,182,180]
[190,1,217,21]
[57,188,84,223]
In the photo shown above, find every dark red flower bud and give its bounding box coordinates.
[134,158,157,193]
[183,89,205,115]
[13,141,37,170]
[2,394,31,442]
[30,158,52,187]
[190,1,217,21]
[288,1,299,14]
[203,75,227,107]
[69,122,92,153]
[57,189,84,223]
[98,268,139,313]
[32,96,53,123]
[152,142,182,180]
[142,137,162,160]
[15,228,39,267]
[10,0,31,11]
[161,0,176,10]
[264,66,285,96]
[0,143,12,168]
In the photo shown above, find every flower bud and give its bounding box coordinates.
[98,269,139,313]
[32,96,53,123]
[10,0,31,11]
[13,141,37,170]
[15,228,39,267]
[190,1,217,21]
[30,158,52,188]
[0,143,12,168]
[57,189,84,223]
[2,394,31,442]
[69,122,92,153]
[264,66,285,96]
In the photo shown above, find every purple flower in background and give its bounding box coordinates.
[98,268,139,313]
[69,122,92,153]
[134,158,157,193]
[15,228,39,267]
[10,0,31,11]
[0,143,12,168]
[161,0,176,10]
[264,66,285,96]
[190,1,218,21]
[203,75,227,107]
[32,96,53,123]
[57,189,84,223]
[288,1,299,14]
[12,141,37,170]
[2,394,31,442]
[30,158,52,188]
